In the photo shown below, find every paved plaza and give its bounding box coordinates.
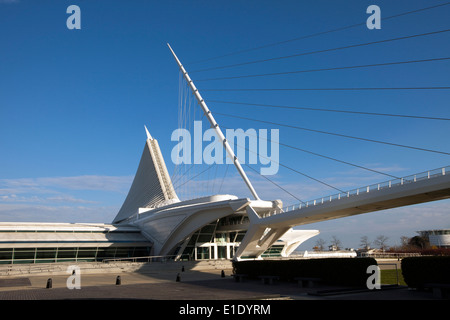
[0,264,447,320]
[0,266,444,301]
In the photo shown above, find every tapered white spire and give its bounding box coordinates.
[113,126,179,224]
[144,125,153,140]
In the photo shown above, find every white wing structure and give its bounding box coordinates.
[111,45,450,261]
[112,124,316,260]
[113,133,179,224]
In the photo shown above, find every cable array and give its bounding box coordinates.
[172,2,450,205]
[187,2,450,66]
[190,29,450,73]
[215,112,450,156]
[206,100,450,121]
[172,76,234,200]
[196,57,450,82]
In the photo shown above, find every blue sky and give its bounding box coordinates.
[0,0,449,249]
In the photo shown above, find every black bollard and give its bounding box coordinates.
[221,270,225,278]
[116,275,121,285]
[176,273,181,282]
[46,278,52,289]
[181,265,185,272]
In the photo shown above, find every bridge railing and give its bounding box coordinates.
[270,166,448,215]
[102,254,191,263]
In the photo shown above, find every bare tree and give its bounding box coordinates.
[314,238,326,251]
[360,236,371,250]
[374,235,389,251]
[330,235,342,251]
[400,236,410,248]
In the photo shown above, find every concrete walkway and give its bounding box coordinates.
[0,266,443,301]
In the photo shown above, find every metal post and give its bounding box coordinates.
[167,44,260,200]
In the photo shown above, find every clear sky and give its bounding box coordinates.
[0,0,449,250]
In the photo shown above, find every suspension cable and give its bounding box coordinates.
[244,163,306,204]
[196,57,450,82]
[220,124,400,179]
[215,112,450,156]
[207,100,450,121]
[235,143,345,193]
[191,29,450,73]
[203,86,450,92]
[187,2,450,65]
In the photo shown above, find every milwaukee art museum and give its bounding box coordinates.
[0,125,319,264]
[1,45,449,265]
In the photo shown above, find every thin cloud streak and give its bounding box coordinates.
[0,175,132,222]
[0,175,133,193]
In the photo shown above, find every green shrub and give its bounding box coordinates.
[401,256,450,288]
[232,258,377,287]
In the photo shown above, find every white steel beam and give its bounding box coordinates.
[167,44,260,200]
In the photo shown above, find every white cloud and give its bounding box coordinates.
[0,175,133,194]
[0,203,118,223]
[0,175,132,223]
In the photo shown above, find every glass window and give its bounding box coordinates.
[235,232,245,242]
[215,233,227,244]
[197,234,213,243]
[0,249,13,260]
[13,248,36,263]
[196,246,210,260]
[115,247,133,258]
[180,246,194,260]
[77,247,97,258]
[133,247,151,257]
[0,249,13,264]
[36,248,57,259]
[217,245,227,259]
[97,247,117,259]
[35,248,57,263]
[262,245,284,257]
[57,248,77,260]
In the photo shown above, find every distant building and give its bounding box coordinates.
[418,229,450,248]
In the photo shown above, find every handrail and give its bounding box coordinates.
[102,254,191,263]
[272,166,448,215]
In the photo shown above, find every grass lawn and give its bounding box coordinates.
[381,269,406,286]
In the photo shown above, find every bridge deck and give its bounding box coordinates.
[259,166,450,227]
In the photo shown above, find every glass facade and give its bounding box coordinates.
[261,244,284,257]
[0,217,288,263]
[0,228,153,264]
[0,246,152,264]
[174,215,286,260]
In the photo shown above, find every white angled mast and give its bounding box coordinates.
[167,43,260,201]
